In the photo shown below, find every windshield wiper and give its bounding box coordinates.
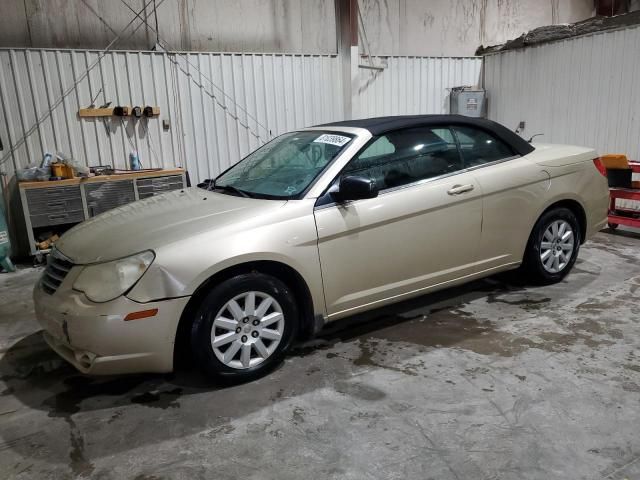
[212,183,252,198]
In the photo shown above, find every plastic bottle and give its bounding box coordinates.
[129,151,141,170]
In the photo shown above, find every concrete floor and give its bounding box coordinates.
[0,230,639,480]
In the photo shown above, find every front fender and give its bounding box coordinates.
[126,200,325,316]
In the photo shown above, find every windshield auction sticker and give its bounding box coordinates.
[313,134,351,147]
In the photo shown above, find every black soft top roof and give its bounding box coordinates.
[319,115,534,156]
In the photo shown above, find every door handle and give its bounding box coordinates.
[447,184,475,195]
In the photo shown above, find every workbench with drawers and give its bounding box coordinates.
[18,169,186,255]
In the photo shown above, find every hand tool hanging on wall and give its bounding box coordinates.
[88,88,103,108]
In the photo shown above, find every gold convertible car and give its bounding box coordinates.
[34,115,609,381]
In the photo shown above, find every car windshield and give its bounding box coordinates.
[213,131,354,199]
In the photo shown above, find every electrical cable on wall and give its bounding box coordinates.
[141,118,161,168]
[153,0,160,46]
[2,0,273,172]
[119,0,272,144]
[357,1,377,69]
[170,58,187,170]
[356,1,384,72]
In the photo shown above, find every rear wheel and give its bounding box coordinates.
[521,207,581,284]
[190,273,298,382]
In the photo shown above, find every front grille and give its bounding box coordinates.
[41,251,74,295]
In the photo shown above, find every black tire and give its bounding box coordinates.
[190,273,299,383]
[521,207,581,285]
[608,222,619,231]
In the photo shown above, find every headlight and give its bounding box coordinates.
[73,251,155,303]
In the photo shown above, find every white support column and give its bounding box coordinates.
[335,0,359,120]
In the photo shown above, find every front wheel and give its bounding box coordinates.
[190,273,299,382]
[521,207,581,284]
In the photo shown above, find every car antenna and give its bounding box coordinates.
[527,133,544,143]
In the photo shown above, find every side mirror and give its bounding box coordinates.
[332,175,378,202]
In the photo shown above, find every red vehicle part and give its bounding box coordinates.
[608,161,640,230]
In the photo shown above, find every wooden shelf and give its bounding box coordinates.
[78,106,160,118]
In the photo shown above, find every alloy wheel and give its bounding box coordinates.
[540,220,574,274]
[210,291,285,369]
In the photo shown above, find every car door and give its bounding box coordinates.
[451,126,551,269]
[314,126,483,318]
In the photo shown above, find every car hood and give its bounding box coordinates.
[56,187,287,264]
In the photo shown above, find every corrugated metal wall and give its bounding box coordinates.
[0,49,343,184]
[484,24,640,159]
[355,56,482,118]
[0,48,482,186]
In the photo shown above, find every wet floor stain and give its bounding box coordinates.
[334,380,386,401]
[349,410,382,429]
[0,340,68,382]
[324,290,631,376]
[291,406,305,425]
[589,236,640,264]
[199,423,235,439]
[362,309,539,358]
[486,295,552,311]
[571,265,598,276]
[0,333,190,417]
[107,409,123,424]
[351,338,420,376]
[131,388,183,409]
[42,376,150,417]
[66,416,95,478]
[304,268,636,375]
[0,432,43,460]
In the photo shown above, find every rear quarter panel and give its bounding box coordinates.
[536,161,609,241]
[528,144,608,240]
[475,144,608,268]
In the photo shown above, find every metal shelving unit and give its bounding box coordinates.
[18,169,186,256]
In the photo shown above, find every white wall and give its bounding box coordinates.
[0,49,344,183]
[1,0,594,57]
[355,56,482,119]
[0,48,481,184]
[0,0,338,54]
[484,24,640,159]
[359,0,594,57]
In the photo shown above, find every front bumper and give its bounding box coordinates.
[33,272,190,375]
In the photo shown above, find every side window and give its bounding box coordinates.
[452,126,515,167]
[343,127,463,191]
[358,136,395,159]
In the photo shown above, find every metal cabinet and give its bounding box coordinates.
[85,180,136,217]
[24,186,85,227]
[136,175,184,199]
[19,169,186,255]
